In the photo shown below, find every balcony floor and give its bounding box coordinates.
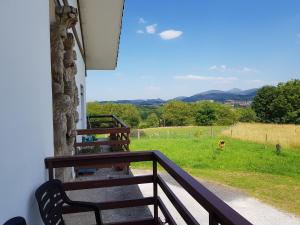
[63,168,153,225]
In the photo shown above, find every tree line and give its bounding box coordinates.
[87,79,299,128]
[87,100,256,128]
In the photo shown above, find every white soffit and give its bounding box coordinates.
[78,0,124,70]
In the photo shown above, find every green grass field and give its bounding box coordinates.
[130,126,300,216]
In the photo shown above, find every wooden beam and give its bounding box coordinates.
[105,219,154,225]
[76,127,130,135]
[62,197,155,213]
[157,175,200,225]
[45,151,154,168]
[74,140,129,147]
[63,175,153,190]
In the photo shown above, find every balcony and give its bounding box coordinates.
[45,150,252,225]
[75,115,130,153]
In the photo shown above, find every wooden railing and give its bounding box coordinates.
[45,151,252,225]
[75,115,130,152]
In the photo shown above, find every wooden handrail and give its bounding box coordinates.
[45,151,153,169]
[45,151,252,225]
[87,115,129,128]
[77,127,130,135]
[112,115,129,128]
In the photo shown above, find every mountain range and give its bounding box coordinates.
[99,88,258,106]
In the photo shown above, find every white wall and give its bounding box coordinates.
[0,1,54,224]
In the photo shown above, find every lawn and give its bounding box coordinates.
[130,126,300,216]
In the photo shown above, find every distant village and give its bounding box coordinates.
[224,100,253,107]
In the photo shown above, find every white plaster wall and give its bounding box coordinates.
[0,1,53,224]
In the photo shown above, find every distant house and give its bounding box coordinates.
[224,100,253,107]
[0,0,124,223]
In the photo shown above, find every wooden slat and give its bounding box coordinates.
[48,161,54,180]
[209,212,220,225]
[105,219,154,225]
[157,197,177,225]
[157,175,200,225]
[154,151,252,225]
[88,115,114,118]
[76,127,130,135]
[158,218,164,225]
[153,161,158,223]
[74,140,129,147]
[62,197,154,214]
[45,151,154,168]
[112,115,129,128]
[63,175,153,190]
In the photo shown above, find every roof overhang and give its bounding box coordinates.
[78,0,124,70]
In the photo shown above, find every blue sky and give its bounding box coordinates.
[87,0,300,101]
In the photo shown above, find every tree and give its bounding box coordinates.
[252,80,300,123]
[87,102,141,127]
[252,86,278,122]
[145,113,159,127]
[195,107,217,125]
[193,101,238,126]
[87,102,103,115]
[237,108,257,122]
[162,101,193,126]
[215,104,239,125]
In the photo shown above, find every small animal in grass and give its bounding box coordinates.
[219,140,225,150]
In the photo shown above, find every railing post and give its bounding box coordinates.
[209,212,219,225]
[48,162,54,180]
[153,160,158,224]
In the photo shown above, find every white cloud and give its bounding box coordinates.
[146,24,157,34]
[159,30,183,40]
[209,65,259,73]
[136,30,144,34]
[242,67,258,73]
[139,17,147,24]
[174,75,238,82]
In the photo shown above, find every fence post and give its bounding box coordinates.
[209,212,219,225]
[137,129,140,140]
[153,160,158,224]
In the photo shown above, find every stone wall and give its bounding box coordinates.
[50,5,79,180]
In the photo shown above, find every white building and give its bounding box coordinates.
[0,0,124,224]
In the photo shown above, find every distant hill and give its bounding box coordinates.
[182,88,257,103]
[100,98,165,106]
[99,88,258,106]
